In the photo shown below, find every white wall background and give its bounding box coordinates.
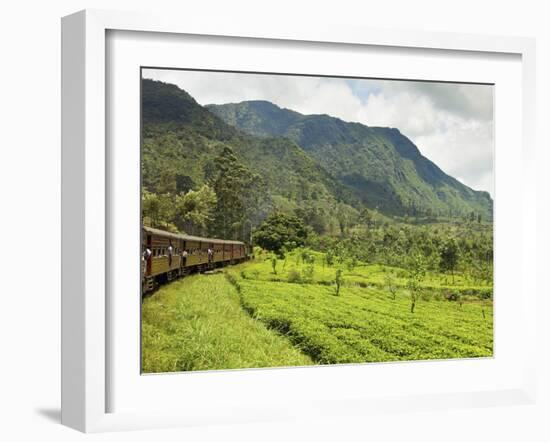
[0,1,548,440]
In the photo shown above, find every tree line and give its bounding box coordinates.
[142,146,269,242]
[253,210,493,286]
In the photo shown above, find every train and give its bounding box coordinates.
[141,225,250,294]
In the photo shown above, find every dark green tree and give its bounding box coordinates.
[359,207,373,227]
[206,146,268,241]
[295,205,326,235]
[252,212,307,256]
[440,238,459,284]
[384,270,398,300]
[335,268,344,296]
[407,252,426,313]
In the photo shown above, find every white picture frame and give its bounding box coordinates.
[61,9,537,433]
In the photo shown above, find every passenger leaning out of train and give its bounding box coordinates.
[142,247,152,262]
[141,247,153,274]
[167,243,174,266]
[181,249,188,267]
[207,248,213,263]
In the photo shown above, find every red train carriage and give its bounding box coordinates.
[141,226,249,294]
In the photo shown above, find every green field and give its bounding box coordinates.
[141,272,312,373]
[142,251,493,373]
[240,250,492,297]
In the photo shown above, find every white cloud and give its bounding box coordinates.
[143,69,494,195]
[358,87,494,194]
[143,69,365,120]
[414,119,494,194]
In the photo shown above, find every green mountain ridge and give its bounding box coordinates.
[141,80,359,230]
[207,100,493,219]
[141,78,492,236]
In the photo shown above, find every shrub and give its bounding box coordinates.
[287,268,302,283]
[420,292,432,301]
[301,249,313,264]
[346,257,358,271]
[478,289,493,300]
[325,250,335,266]
[444,290,459,301]
[335,269,344,295]
[302,264,314,282]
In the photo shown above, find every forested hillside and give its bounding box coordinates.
[208,100,493,219]
[141,79,358,240]
[142,78,492,243]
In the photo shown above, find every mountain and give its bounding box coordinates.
[207,101,493,219]
[141,79,358,220]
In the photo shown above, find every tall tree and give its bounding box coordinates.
[206,146,268,241]
[141,190,175,230]
[359,207,373,228]
[174,185,217,235]
[440,238,459,284]
[406,251,426,313]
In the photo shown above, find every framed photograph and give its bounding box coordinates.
[61,9,537,432]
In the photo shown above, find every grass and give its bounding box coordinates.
[141,272,313,373]
[142,250,493,373]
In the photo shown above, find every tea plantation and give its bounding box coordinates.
[142,251,492,372]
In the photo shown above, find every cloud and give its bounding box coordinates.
[357,85,494,194]
[143,69,365,120]
[376,81,494,122]
[414,119,494,193]
[143,69,494,195]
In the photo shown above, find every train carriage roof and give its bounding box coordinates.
[142,226,245,245]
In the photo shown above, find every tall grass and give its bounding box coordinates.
[141,272,312,373]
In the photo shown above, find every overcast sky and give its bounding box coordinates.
[143,69,494,196]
